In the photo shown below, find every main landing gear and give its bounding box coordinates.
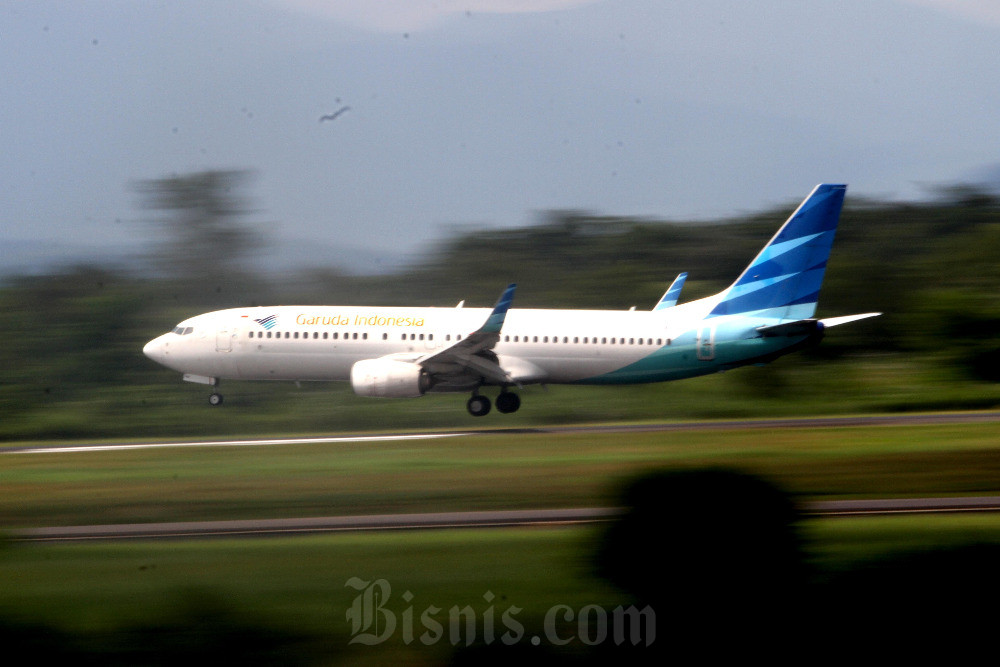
[466,389,521,417]
[209,392,224,406]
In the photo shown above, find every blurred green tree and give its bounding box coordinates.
[132,169,266,307]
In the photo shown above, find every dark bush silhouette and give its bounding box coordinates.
[0,590,333,666]
[594,469,808,655]
[818,543,1000,659]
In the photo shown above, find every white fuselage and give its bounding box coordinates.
[142,297,802,390]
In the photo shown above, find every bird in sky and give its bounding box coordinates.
[319,106,351,123]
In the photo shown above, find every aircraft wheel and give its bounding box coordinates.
[496,391,520,414]
[209,393,224,406]
[467,394,491,417]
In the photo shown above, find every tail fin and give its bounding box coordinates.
[709,184,846,320]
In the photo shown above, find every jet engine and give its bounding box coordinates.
[350,359,432,398]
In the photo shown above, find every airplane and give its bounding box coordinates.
[143,183,880,416]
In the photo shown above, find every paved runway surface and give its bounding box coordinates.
[12,498,1000,542]
[5,410,999,455]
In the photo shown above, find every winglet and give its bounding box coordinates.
[653,272,688,310]
[481,283,516,334]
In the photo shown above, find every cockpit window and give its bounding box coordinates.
[172,326,195,335]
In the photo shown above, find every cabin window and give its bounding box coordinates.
[383,333,388,340]
[363,333,368,340]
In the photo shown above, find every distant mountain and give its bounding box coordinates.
[963,163,1000,193]
[0,239,143,276]
[0,237,414,278]
[265,237,417,276]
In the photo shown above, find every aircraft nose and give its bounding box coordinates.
[143,336,167,363]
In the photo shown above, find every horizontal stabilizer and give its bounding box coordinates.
[757,312,881,338]
[818,312,881,328]
[757,320,821,338]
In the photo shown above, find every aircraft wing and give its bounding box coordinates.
[417,284,517,385]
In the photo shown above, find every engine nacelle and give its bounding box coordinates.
[350,359,432,398]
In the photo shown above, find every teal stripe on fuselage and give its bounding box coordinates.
[575,332,806,385]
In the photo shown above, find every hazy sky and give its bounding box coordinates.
[3,0,1000,271]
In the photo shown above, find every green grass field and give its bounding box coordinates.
[4,517,1000,665]
[3,420,1000,527]
[3,417,1000,663]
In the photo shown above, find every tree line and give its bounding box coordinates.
[2,171,998,439]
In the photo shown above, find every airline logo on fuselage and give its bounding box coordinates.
[254,314,278,330]
[296,313,426,328]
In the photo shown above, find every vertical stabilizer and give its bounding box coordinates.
[709,184,846,320]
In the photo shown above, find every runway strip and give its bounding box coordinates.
[12,498,1000,543]
[11,508,621,542]
[5,410,1000,455]
[5,433,466,455]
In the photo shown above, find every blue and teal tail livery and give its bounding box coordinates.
[653,273,688,310]
[709,184,846,319]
